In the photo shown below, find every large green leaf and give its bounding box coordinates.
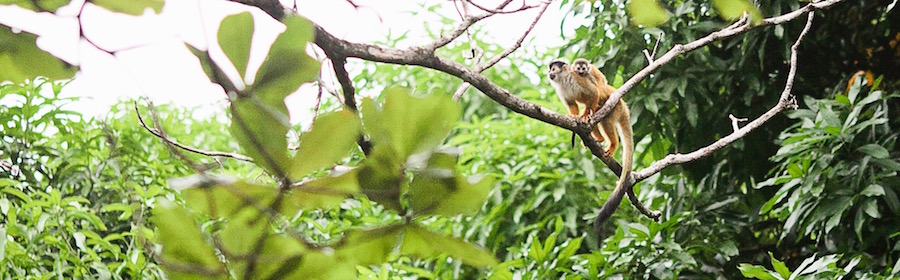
[218,12,254,82]
[181,179,289,219]
[0,0,69,12]
[290,110,361,180]
[252,15,319,100]
[91,0,164,15]
[357,146,403,210]
[336,225,402,265]
[627,0,670,27]
[408,152,495,216]
[363,89,460,159]
[289,168,359,210]
[401,224,497,267]
[230,97,291,177]
[0,26,75,84]
[152,200,226,279]
[712,0,762,22]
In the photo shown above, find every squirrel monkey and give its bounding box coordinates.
[547,58,634,231]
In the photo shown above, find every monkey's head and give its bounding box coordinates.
[572,58,591,77]
[547,59,568,81]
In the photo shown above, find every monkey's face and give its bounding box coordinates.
[572,61,590,77]
[547,60,568,81]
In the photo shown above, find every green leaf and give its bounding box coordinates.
[712,0,762,22]
[337,225,403,265]
[364,89,460,159]
[861,184,885,197]
[768,252,791,278]
[253,15,320,98]
[220,208,268,259]
[91,0,164,15]
[218,12,254,82]
[230,97,291,176]
[290,110,361,179]
[289,168,359,210]
[737,264,779,280]
[401,224,497,267]
[0,226,6,262]
[627,0,670,27]
[357,147,403,210]
[0,26,75,83]
[181,179,284,219]
[152,200,226,278]
[857,144,889,159]
[0,0,68,12]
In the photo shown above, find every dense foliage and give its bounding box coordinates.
[1,0,899,279]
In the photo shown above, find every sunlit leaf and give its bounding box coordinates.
[0,26,75,84]
[737,263,779,280]
[364,89,460,159]
[768,252,791,279]
[253,15,320,99]
[401,224,497,267]
[218,12,254,81]
[627,0,670,27]
[92,0,164,15]
[712,0,762,22]
[290,110,361,180]
[0,0,68,12]
[290,168,359,210]
[181,179,285,219]
[230,97,291,176]
[336,225,402,265]
[152,200,226,279]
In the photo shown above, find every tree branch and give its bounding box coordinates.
[134,101,254,163]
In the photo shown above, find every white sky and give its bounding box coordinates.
[0,0,585,127]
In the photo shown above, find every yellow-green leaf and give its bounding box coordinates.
[290,110,361,180]
[0,26,75,84]
[253,15,319,99]
[152,200,226,279]
[218,12,254,81]
[289,168,359,210]
[401,224,497,267]
[91,0,164,15]
[0,0,69,12]
[712,0,762,22]
[627,0,670,27]
[230,97,290,176]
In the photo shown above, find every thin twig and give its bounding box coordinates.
[134,101,254,162]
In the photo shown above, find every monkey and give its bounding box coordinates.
[547,59,606,145]
[547,58,634,231]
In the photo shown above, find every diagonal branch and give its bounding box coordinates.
[634,10,814,181]
[590,0,840,124]
[134,101,254,163]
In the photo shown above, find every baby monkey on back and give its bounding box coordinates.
[547,58,634,231]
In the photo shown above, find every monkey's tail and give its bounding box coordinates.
[592,118,633,232]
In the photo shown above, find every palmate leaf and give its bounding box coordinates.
[0,26,75,84]
[289,168,359,210]
[252,15,320,102]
